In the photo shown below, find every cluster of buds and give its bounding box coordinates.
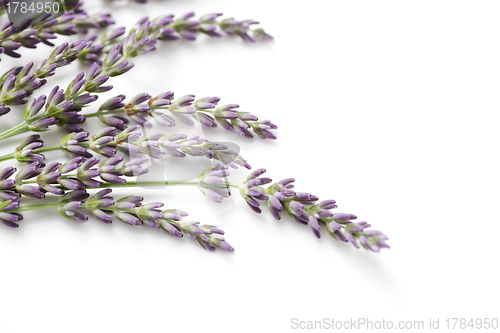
[69,126,251,169]
[0,156,148,200]
[12,66,113,135]
[238,168,272,213]
[77,13,272,63]
[197,164,231,203]
[197,166,390,252]
[97,91,278,139]
[0,167,22,228]
[0,40,89,116]
[0,181,233,251]
[6,125,252,170]
[0,4,114,58]
[14,134,44,163]
[219,17,273,42]
[262,174,389,252]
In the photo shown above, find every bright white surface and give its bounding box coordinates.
[0,1,499,332]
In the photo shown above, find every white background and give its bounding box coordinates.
[0,0,499,332]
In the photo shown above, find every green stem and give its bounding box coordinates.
[33,144,64,153]
[0,144,64,163]
[97,180,201,189]
[11,202,59,213]
[69,180,241,191]
[0,122,30,141]
[0,152,15,162]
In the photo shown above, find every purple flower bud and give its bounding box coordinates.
[295,192,319,204]
[15,162,42,181]
[151,111,175,127]
[59,157,84,174]
[0,104,11,116]
[309,216,321,238]
[100,95,125,110]
[115,212,142,226]
[58,177,85,190]
[16,184,45,199]
[0,191,20,201]
[332,213,357,223]
[319,200,337,210]
[0,212,23,228]
[0,167,16,181]
[28,117,58,131]
[102,116,127,130]
[23,95,46,119]
[129,93,151,105]
[107,61,134,77]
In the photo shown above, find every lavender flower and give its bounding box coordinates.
[85,188,114,223]
[0,40,88,108]
[1,156,146,200]
[260,174,389,252]
[0,104,10,116]
[0,5,114,57]
[196,166,389,252]
[0,125,251,170]
[95,92,278,139]
[0,199,23,228]
[197,164,231,203]
[60,132,93,159]
[14,162,44,199]
[1,182,234,251]
[37,162,65,195]
[239,168,272,213]
[77,13,272,63]
[14,134,44,163]
[57,190,90,222]
[53,188,233,250]
[90,125,252,169]
[0,73,28,105]
[0,66,111,140]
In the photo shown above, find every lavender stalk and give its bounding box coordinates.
[0,126,251,169]
[0,40,88,109]
[3,188,233,251]
[78,13,272,63]
[86,92,278,139]
[0,3,114,58]
[0,58,128,140]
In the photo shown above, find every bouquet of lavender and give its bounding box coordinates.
[0,1,389,253]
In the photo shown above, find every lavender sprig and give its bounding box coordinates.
[87,92,278,139]
[78,13,272,63]
[237,169,390,252]
[0,4,114,58]
[0,157,145,200]
[0,127,251,169]
[3,187,232,251]
[0,40,87,108]
[192,165,389,252]
[0,61,124,140]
